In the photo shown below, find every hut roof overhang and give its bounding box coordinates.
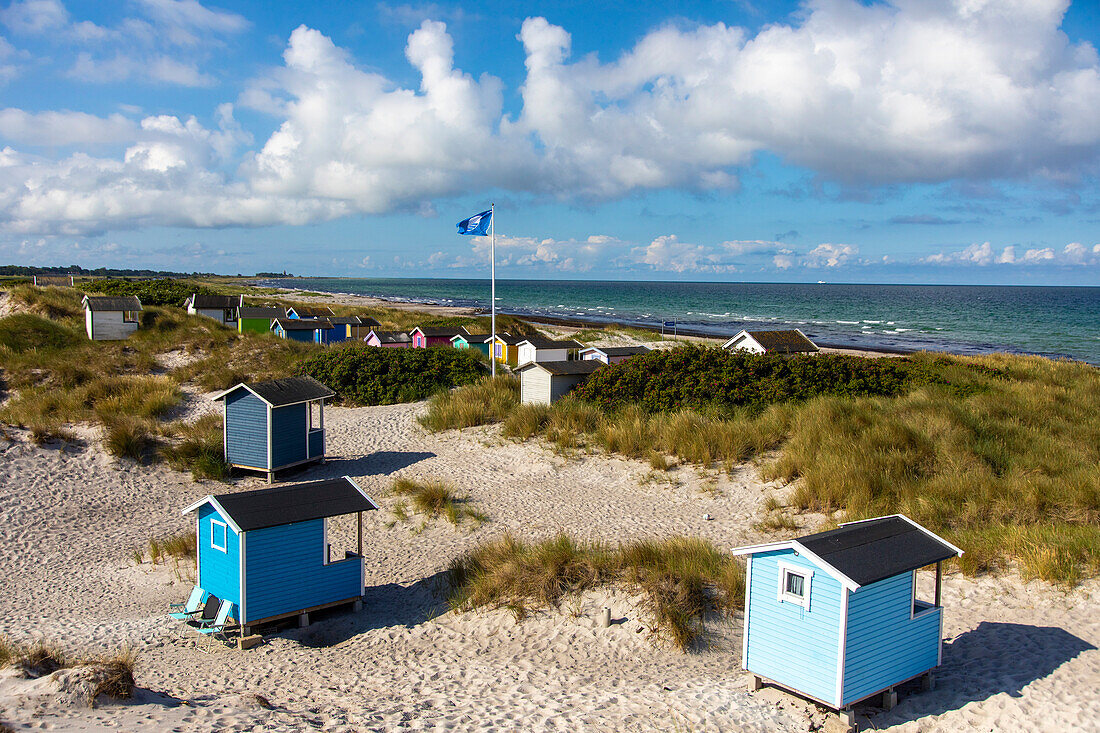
[183,476,379,533]
[724,329,819,353]
[82,295,143,312]
[210,376,335,407]
[238,306,284,318]
[272,317,332,331]
[517,337,584,349]
[515,360,603,377]
[580,346,651,358]
[730,514,962,591]
[412,326,469,338]
[367,330,412,344]
[187,294,238,309]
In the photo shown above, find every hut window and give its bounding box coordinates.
[123,310,138,323]
[777,561,812,610]
[224,308,237,322]
[210,519,228,552]
[911,569,939,619]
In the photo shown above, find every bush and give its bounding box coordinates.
[573,345,961,413]
[83,278,218,307]
[299,344,487,406]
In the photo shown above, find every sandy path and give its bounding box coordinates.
[0,400,1098,731]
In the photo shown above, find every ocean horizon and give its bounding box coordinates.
[259,277,1100,365]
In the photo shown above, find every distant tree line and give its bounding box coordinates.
[0,265,296,278]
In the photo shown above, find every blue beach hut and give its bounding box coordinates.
[182,476,379,637]
[731,515,963,722]
[210,376,335,482]
[272,317,331,342]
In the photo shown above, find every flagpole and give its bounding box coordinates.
[490,202,496,378]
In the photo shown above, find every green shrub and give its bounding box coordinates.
[573,346,970,413]
[299,344,487,406]
[83,278,217,307]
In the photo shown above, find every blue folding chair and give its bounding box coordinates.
[197,600,237,647]
[169,586,207,621]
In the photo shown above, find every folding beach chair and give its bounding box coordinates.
[177,594,220,638]
[197,600,237,649]
[168,586,207,621]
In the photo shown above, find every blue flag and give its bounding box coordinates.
[457,209,492,236]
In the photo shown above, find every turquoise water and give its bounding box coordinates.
[260,278,1100,364]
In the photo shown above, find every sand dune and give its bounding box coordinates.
[1,399,1099,731]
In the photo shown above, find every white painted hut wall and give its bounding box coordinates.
[728,334,765,354]
[86,310,138,340]
[520,368,551,405]
[580,350,607,363]
[518,344,570,365]
[193,307,232,324]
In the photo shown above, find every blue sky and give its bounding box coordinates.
[0,0,1098,285]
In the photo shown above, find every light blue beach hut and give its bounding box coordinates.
[182,476,379,637]
[210,376,334,482]
[731,515,962,723]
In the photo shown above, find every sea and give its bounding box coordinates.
[258,278,1100,365]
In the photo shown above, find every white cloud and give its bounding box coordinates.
[923,240,1098,266]
[0,0,68,34]
[804,243,857,268]
[4,3,1100,237]
[0,108,138,145]
[133,0,249,45]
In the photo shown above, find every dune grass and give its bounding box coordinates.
[448,533,744,649]
[429,351,1100,585]
[418,375,519,431]
[160,414,230,480]
[0,636,136,703]
[391,477,485,525]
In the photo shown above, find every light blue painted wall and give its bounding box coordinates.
[271,403,308,468]
[197,504,240,608]
[745,549,842,705]
[842,572,941,705]
[225,389,268,469]
[242,518,362,623]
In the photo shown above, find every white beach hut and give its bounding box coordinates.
[517,360,603,405]
[722,329,819,355]
[82,295,142,341]
[516,336,583,366]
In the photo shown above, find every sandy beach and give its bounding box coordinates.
[2,386,1099,731]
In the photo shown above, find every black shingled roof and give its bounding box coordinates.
[370,330,412,344]
[747,329,819,353]
[797,516,959,587]
[519,336,584,349]
[210,477,378,532]
[236,376,334,406]
[273,317,332,330]
[83,295,143,311]
[517,360,603,376]
[188,294,238,309]
[238,306,284,319]
[414,326,469,337]
[584,345,651,357]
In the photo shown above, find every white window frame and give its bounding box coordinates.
[123,310,139,323]
[210,519,228,552]
[910,569,939,620]
[777,560,813,610]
